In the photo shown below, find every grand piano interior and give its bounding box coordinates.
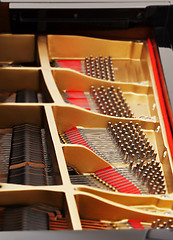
[0,0,173,239]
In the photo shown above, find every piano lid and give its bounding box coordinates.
[0,0,171,9]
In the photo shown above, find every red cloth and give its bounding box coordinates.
[67,98,91,110]
[57,60,82,72]
[66,91,86,98]
[95,166,141,194]
[128,219,145,229]
[66,91,90,110]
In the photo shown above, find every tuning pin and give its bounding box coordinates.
[167,219,172,228]
[151,221,156,228]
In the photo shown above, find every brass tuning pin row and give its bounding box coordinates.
[107,121,166,194]
[90,86,134,118]
[107,121,156,161]
[131,159,165,194]
[85,56,115,81]
[151,219,173,229]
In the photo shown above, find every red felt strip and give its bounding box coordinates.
[65,91,91,110]
[67,97,91,110]
[66,91,86,98]
[96,170,119,178]
[57,60,82,72]
[116,185,137,191]
[128,219,145,229]
[100,172,121,180]
[150,40,173,134]
[147,39,173,160]
[105,176,126,184]
[95,166,141,194]
[111,180,133,187]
